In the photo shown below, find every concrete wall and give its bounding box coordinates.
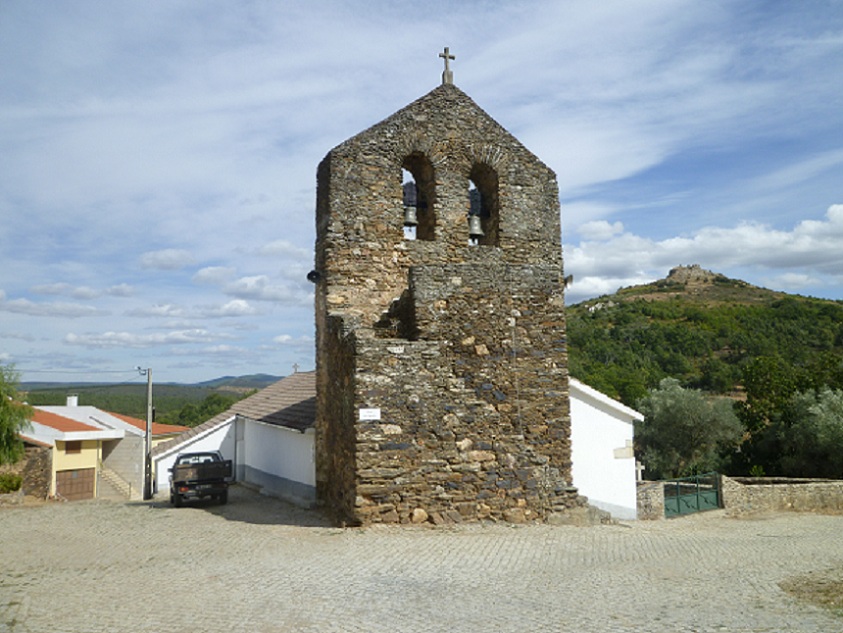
[153,416,317,507]
[570,392,637,520]
[102,435,143,496]
[241,421,316,507]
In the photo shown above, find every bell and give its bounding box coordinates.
[403,205,418,227]
[468,214,484,239]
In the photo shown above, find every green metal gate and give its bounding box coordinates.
[664,473,721,518]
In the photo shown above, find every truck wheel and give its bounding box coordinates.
[173,494,183,508]
[219,491,228,505]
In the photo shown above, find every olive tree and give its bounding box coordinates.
[778,388,843,478]
[0,365,32,464]
[635,378,743,479]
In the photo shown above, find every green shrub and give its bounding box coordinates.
[0,473,22,493]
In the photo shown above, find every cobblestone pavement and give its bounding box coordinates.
[2,486,842,633]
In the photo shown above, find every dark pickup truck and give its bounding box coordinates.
[169,451,233,507]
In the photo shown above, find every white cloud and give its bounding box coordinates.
[0,331,36,342]
[139,249,196,270]
[204,299,257,317]
[193,266,236,285]
[577,220,625,241]
[565,203,843,302]
[256,239,311,258]
[0,296,104,318]
[64,329,226,349]
[272,333,313,349]
[765,272,820,291]
[29,282,133,300]
[561,201,622,229]
[106,284,134,297]
[31,283,71,296]
[126,304,185,318]
[748,150,843,193]
[31,283,98,299]
[224,275,312,305]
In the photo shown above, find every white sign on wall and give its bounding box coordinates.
[359,408,381,421]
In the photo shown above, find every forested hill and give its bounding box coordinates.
[22,374,283,427]
[566,265,843,407]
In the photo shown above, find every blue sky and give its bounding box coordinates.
[2,1,842,384]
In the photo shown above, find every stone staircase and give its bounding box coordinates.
[98,467,135,501]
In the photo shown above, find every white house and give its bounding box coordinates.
[152,372,316,506]
[569,378,643,520]
[22,397,187,501]
[154,372,642,520]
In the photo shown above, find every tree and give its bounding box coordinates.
[635,378,743,479]
[736,355,801,436]
[0,365,33,464]
[171,392,240,427]
[774,388,843,478]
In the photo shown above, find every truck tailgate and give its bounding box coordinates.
[172,460,232,482]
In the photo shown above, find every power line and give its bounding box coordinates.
[17,368,142,375]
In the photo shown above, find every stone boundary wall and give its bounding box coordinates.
[636,481,665,520]
[721,475,843,517]
[1,446,51,500]
[637,475,843,519]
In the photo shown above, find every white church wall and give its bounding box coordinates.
[570,380,641,520]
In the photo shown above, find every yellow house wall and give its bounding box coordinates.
[52,440,100,497]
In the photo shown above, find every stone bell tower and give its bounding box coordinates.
[313,50,579,525]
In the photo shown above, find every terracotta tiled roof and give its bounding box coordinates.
[231,371,315,431]
[108,412,189,436]
[152,372,316,457]
[31,409,100,433]
[20,433,52,448]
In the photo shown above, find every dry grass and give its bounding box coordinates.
[781,567,843,615]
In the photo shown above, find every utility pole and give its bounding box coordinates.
[138,367,153,500]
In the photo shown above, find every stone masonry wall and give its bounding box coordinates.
[636,481,666,520]
[314,84,562,330]
[314,83,572,525]
[721,475,843,516]
[323,261,577,525]
[22,446,52,499]
[316,314,359,523]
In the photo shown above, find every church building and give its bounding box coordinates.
[312,50,588,525]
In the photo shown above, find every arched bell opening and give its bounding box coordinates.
[468,164,499,246]
[401,153,436,241]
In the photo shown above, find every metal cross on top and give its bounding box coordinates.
[439,46,455,85]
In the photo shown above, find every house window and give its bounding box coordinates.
[65,441,82,454]
[401,153,436,241]
[468,164,500,246]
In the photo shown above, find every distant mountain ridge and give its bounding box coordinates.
[192,374,284,389]
[567,265,843,406]
[22,373,284,391]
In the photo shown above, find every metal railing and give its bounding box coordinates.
[663,472,721,518]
